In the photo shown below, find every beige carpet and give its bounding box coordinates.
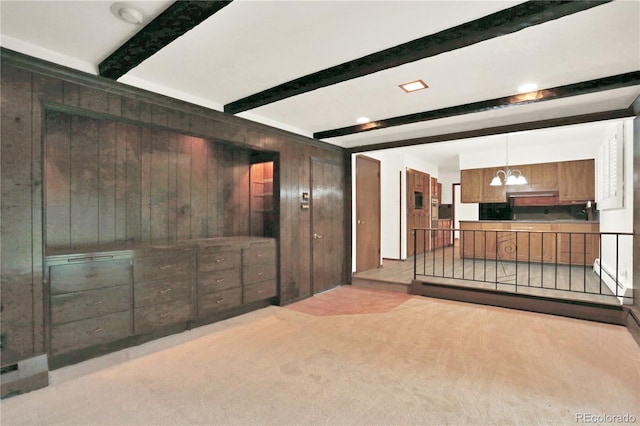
[1,291,639,425]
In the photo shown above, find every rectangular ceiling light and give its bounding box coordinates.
[399,79,428,93]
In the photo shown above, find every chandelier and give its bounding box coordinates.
[489,136,528,186]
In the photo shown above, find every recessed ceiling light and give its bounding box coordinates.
[399,79,428,93]
[517,83,538,93]
[110,2,144,25]
[356,117,370,124]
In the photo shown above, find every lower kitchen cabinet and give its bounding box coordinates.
[44,237,277,367]
[460,221,597,265]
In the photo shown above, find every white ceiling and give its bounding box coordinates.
[1,0,639,172]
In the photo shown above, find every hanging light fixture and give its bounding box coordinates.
[489,136,528,186]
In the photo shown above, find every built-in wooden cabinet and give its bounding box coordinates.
[482,167,507,202]
[44,237,276,368]
[460,221,597,266]
[432,219,452,249]
[133,247,195,335]
[558,159,595,201]
[47,253,133,357]
[528,162,557,188]
[460,159,594,203]
[460,169,483,203]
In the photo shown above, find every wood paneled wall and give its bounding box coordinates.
[45,110,250,249]
[0,50,346,366]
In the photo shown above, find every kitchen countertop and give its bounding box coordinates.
[459,220,599,224]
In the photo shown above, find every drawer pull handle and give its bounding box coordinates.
[257,253,263,257]
[215,258,225,263]
[257,289,264,294]
[257,271,264,276]
[86,273,99,278]
[89,300,103,306]
[159,288,172,294]
[216,298,225,304]
[159,312,170,318]
[216,278,225,283]
[160,265,173,270]
[90,327,103,334]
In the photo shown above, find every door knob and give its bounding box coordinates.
[314,233,323,239]
[357,220,366,224]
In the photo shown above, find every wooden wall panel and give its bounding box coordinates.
[45,112,71,246]
[44,112,254,249]
[124,124,142,242]
[1,55,346,368]
[70,115,100,246]
[1,65,35,364]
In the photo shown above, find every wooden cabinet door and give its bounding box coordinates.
[529,162,558,189]
[558,159,595,201]
[482,167,507,202]
[460,169,483,203]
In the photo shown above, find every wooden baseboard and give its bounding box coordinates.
[1,354,49,399]
[410,280,626,325]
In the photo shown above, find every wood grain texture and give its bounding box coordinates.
[2,57,347,370]
[1,64,35,364]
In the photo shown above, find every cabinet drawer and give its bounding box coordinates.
[199,288,242,315]
[134,300,191,334]
[51,310,132,355]
[243,280,277,304]
[198,250,241,272]
[51,285,131,325]
[243,263,276,285]
[243,246,275,266]
[134,277,192,308]
[198,268,241,294]
[134,254,193,282]
[49,259,130,294]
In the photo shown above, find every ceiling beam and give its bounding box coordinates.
[346,108,634,154]
[224,0,611,114]
[99,1,232,80]
[315,71,640,139]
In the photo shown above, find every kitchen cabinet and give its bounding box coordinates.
[553,223,599,265]
[528,162,557,189]
[460,169,484,203]
[461,160,594,203]
[460,221,595,265]
[558,159,595,201]
[482,168,507,202]
[432,219,452,249]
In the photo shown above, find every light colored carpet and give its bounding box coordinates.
[1,289,639,425]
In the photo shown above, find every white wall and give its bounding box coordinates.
[598,119,634,299]
[351,120,633,273]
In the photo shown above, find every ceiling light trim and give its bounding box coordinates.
[314,71,640,139]
[224,0,612,114]
[399,80,428,93]
[99,1,233,80]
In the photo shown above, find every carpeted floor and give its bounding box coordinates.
[1,286,638,425]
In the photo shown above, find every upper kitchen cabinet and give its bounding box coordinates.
[482,167,507,203]
[558,159,595,201]
[527,162,558,189]
[460,169,483,203]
